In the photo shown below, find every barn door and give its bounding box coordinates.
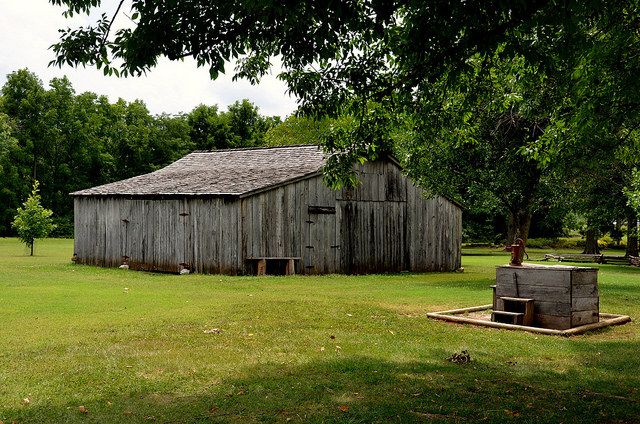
[306,205,339,273]
[177,201,193,272]
[339,201,407,274]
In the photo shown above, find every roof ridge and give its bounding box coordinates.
[191,144,321,154]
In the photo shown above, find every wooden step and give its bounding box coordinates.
[500,296,533,303]
[498,297,535,326]
[492,310,525,325]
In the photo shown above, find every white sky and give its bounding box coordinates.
[0,0,298,117]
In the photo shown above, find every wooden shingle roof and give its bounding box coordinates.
[71,145,326,197]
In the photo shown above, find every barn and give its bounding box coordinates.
[71,145,462,275]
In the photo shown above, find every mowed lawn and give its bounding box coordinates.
[0,239,638,423]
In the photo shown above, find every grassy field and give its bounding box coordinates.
[0,239,638,423]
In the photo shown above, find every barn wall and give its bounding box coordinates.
[73,159,461,275]
[240,160,462,274]
[73,196,241,273]
[337,161,408,273]
[406,180,462,271]
[241,175,339,274]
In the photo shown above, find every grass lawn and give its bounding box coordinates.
[0,238,638,423]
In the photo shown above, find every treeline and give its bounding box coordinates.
[0,69,284,236]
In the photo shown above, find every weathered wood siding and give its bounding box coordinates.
[73,196,241,273]
[241,160,462,274]
[241,176,339,274]
[74,159,461,274]
[495,265,599,330]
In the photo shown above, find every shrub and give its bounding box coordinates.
[11,181,56,255]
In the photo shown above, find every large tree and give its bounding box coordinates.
[394,52,559,244]
[48,1,640,200]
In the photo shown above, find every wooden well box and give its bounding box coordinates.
[495,264,599,330]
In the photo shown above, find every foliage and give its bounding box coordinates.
[45,1,640,245]
[11,181,55,255]
[47,2,639,153]
[0,112,20,234]
[187,100,278,150]
[264,115,328,147]
[0,68,280,237]
[396,52,559,243]
[226,99,281,147]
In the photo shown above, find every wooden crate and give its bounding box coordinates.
[495,264,599,330]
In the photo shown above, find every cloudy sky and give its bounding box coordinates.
[0,0,298,117]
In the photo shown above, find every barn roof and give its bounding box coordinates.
[71,145,326,198]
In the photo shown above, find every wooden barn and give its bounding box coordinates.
[71,145,462,275]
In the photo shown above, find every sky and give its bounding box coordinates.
[0,0,298,117]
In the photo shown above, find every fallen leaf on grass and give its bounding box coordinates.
[208,406,219,414]
[21,397,30,406]
[78,406,88,414]
[203,328,222,334]
[338,405,349,412]
[504,409,520,417]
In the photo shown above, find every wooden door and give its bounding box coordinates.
[176,200,193,272]
[339,201,407,274]
[306,205,339,273]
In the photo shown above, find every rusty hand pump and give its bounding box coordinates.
[505,238,526,266]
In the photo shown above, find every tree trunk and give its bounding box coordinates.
[506,209,532,246]
[583,228,600,254]
[626,211,638,257]
[30,242,34,256]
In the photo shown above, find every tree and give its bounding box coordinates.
[50,5,637,144]
[1,67,287,237]
[389,51,559,244]
[0,112,20,234]
[264,115,329,147]
[187,104,235,150]
[187,100,279,150]
[12,181,56,256]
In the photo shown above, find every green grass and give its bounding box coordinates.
[0,238,638,423]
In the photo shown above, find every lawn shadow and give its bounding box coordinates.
[4,352,639,423]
